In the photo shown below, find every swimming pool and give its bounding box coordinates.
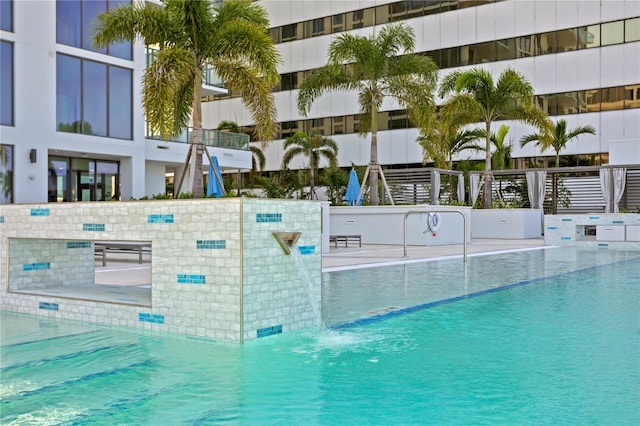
[1,247,638,425]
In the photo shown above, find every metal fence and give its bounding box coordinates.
[381,165,640,214]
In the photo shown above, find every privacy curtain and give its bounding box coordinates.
[526,171,546,209]
[470,174,483,207]
[600,168,626,213]
[457,174,465,204]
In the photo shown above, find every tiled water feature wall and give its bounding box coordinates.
[0,199,322,342]
[545,213,640,248]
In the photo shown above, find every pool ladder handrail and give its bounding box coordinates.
[403,209,467,262]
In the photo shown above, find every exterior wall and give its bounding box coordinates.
[203,0,640,173]
[545,213,640,248]
[329,205,472,245]
[0,199,322,342]
[241,198,322,340]
[2,0,251,204]
[8,239,94,290]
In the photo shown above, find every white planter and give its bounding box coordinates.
[471,209,542,239]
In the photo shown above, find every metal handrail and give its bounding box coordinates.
[403,209,467,262]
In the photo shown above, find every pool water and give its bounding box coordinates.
[1,248,639,425]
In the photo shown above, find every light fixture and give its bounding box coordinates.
[29,149,37,163]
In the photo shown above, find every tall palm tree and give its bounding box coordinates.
[282,131,338,200]
[438,67,546,208]
[519,118,596,168]
[297,23,438,205]
[418,120,484,169]
[93,0,280,198]
[482,124,514,171]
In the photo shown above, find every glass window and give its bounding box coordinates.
[439,47,460,69]
[83,60,108,136]
[1,41,13,126]
[600,21,624,46]
[57,54,82,132]
[624,84,640,109]
[84,0,107,53]
[600,86,624,111]
[389,110,409,130]
[556,91,578,115]
[48,156,69,202]
[625,17,640,42]
[535,94,557,115]
[556,28,578,52]
[1,0,13,32]
[578,24,600,49]
[57,0,82,47]
[281,24,297,41]
[423,1,441,16]
[517,35,535,57]
[332,14,344,33]
[536,31,557,55]
[0,144,13,204]
[109,65,132,139]
[578,89,600,112]
[57,54,132,139]
[107,0,133,60]
[496,38,515,61]
[312,18,325,35]
[461,41,495,65]
[332,116,344,135]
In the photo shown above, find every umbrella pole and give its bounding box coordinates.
[356,164,370,205]
[174,145,193,199]
[378,167,395,206]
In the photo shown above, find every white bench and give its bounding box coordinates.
[95,241,151,266]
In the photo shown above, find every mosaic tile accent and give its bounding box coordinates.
[561,218,572,222]
[148,214,174,224]
[560,236,572,240]
[139,313,165,324]
[196,240,226,249]
[177,274,206,284]
[0,216,4,223]
[83,223,105,232]
[39,302,59,311]
[613,220,624,224]
[67,241,92,249]
[598,243,609,247]
[30,208,50,216]
[23,262,51,271]
[546,226,557,231]
[589,216,600,220]
[298,245,315,255]
[256,213,282,223]
[257,324,282,338]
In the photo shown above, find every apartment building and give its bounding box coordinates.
[0,0,250,204]
[203,0,640,174]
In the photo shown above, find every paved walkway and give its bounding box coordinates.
[322,238,546,270]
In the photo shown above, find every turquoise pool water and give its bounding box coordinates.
[1,248,639,425]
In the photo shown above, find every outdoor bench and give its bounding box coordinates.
[329,234,362,248]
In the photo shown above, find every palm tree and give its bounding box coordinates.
[438,67,546,208]
[418,120,484,169]
[519,119,596,168]
[482,124,514,171]
[282,131,338,200]
[93,0,280,198]
[297,23,438,205]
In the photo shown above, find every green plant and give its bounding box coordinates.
[320,166,349,205]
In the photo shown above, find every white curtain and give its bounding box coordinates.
[470,174,482,207]
[600,168,627,213]
[526,171,546,209]
[457,174,465,204]
[432,171,440,205]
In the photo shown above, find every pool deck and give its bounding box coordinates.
[93,238,546,284]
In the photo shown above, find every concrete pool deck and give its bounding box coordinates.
[92,238,547,286]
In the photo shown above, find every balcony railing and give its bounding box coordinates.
[146,127,250,150]
[145,47,224,88]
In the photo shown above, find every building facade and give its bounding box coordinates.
[0,0,250,205]
[203,0,640,174]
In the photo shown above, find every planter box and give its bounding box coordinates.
[471,209,542,239]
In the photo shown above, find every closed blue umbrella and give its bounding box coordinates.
[345,169,362,206]
[206,156,225,198]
